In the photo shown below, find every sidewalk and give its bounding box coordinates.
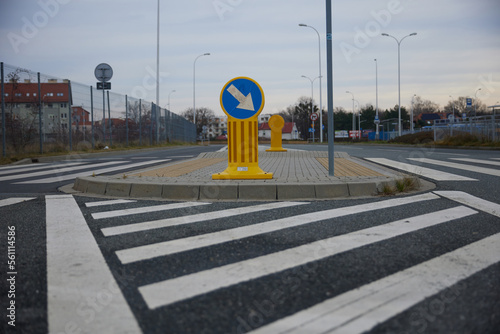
[72,148,416,201]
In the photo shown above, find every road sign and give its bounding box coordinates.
[97,82,111,90]
[94,63,113,82]
[310,113,318,121]
[466,98,472,107]
[374,115,380,124]
[220,77,264,120]
[309,128,315,133]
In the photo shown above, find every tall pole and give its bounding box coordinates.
[125,94,129,147]
[382,32,417,137]
[375,59,380,140]
[346,91,355,136]
[38,72,43,154]
[1,62,5,157]
[326,0,334,176]
[193,53,210,140]
[107,90,111,146]
[156,0,160,143]
[299,24,323,143]
[474,88,481,117]
[68,80,72,151]
[90,86,94,149]
[411,94,416,134]
[302,75,319,142]
[449,95,455,137]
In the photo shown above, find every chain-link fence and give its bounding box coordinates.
[1,62,195,157]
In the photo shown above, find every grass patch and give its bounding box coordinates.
[388,131,434,145]
[381,176,420,196]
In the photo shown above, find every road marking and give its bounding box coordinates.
[409,158,500,177]
[450,157,500,167]
[250,232,500,334]
[14,159,170,184]
[0,161,125,182]
[366,158,477,181]
[45,195,141,333]
[0,163,51,175]
[129,156,159,159]
[116,193,438,264]
[85,199,137,207]
[138,205,473,310]
[92,201,210,220]
[102,201,309,237]
[0,197,36,208]
[434,191,500,218]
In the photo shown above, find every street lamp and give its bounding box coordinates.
[302,75,320,142]
[299,23,323,143]
[474,88,481,117]
[381,32,417,137]
[346,91,355,135]
[374,59,380,140]
[193,52,210,138]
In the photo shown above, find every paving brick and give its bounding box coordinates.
[239,184,277,200]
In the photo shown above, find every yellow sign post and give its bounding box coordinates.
[266,115,287,152]
[212,77,272,180]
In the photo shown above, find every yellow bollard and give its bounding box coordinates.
[266,115,287,152]
[212,77,272,180]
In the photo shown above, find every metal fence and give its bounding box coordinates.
[431,115,500,142]
[1,62,195,157]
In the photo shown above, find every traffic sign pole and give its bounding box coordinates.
[213,77,272,180]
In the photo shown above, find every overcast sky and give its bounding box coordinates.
[1,0,499,117]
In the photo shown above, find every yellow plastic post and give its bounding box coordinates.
[266,115,287,152]
[212,77,273,180]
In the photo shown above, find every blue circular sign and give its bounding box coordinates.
[220,77,265,120]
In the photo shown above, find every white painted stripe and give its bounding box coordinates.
[14,159,170,184]
[102,201,310,237]
[168,155,195,158]
[450,157,500,166]
[138,205,474,309]
[0,197,36,208]
[217,146,228,152]
[0,161,124,182]
[116,193,438,264]
[434,191,500,218]
[250,232,500,334]
[409,158,500,177]
[46,195,141,333]
[85,199,137,207]
[366,158,477,181]
[92,201,210,220]
[0,163,51,175]
[130,157,159,159]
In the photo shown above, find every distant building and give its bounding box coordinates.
[3,79,72,136]
[258,122,299,140]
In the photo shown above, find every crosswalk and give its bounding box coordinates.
[43,191,500,333]
[0,159,170,185]
[366,156,500,181]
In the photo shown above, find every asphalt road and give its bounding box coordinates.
[1,143,499,334]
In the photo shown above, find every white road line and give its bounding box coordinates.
[0,163,52,175]
[85,199,137,207]
[102,201,310,237]
[450,157,500,166]
[14,159,170,184]
[138,205,473,310]
[408,158,500,177]
[250,232,500,334]
[129,157,159,159]
[434,191,500,218]
[46,195,141,333]
[366,158,477,181]
[92,201,210,220]
[0,161,125,182]
[0,197,36,208]
[116,193,438,264]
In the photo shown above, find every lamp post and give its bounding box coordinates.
[355,99,361,140]
[474,88,481,118]
[374,59,380,140]
[302,75,320,142]
[193,53,210,139]
[346,91,355,137]
[411,94,416,133]
[299,23,323,143]
[381,32,417,137]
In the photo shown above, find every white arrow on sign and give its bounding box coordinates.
[227,84,255,111]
